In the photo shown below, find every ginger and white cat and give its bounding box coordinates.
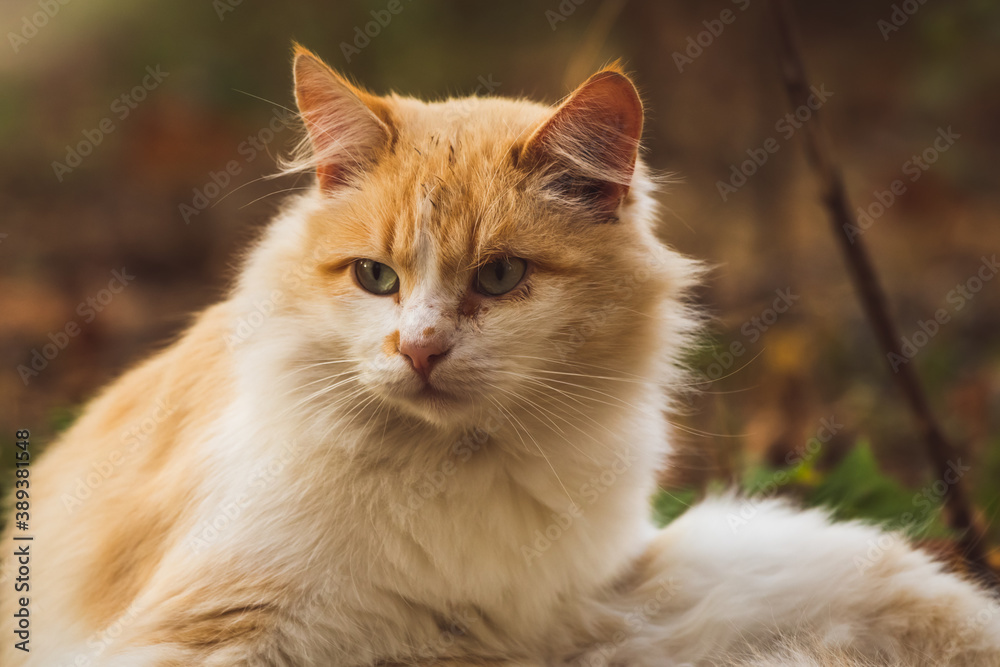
[3,46,999,666]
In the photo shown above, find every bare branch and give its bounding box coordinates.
[766,0,995,584]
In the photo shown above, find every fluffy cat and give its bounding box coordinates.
[2,46,999,667]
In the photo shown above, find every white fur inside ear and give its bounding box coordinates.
[524,70,643,190]
[284,52,390,186]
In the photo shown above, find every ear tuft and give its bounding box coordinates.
[599,58,628,76]
[290,46,392,191]
[521,68,644,218]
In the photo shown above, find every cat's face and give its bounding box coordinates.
[264,48,682,430]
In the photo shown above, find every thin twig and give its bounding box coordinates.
[767,0,995,583]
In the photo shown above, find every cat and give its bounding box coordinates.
[2,45,999,667]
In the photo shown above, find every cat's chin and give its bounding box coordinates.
[386,382,479,427]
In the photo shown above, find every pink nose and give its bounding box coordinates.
[399,339,450,380]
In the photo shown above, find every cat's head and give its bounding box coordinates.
[239,47,697,433]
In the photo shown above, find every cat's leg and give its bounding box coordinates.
[93,641,310,667]
[568,496,1000,666]
[92,643,294,667]
[81,594,310,667]
[406,661,546,666]
[85,598,545,667]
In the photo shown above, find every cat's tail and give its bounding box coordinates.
[566,495,1000,666]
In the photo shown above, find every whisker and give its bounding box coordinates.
[487,395,574,505]
[240,186,315,210]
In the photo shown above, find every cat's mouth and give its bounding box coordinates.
[411,381,458,403]
[375,367,484,423]
[384,378,475,426]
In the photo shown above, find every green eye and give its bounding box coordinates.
[476,257,527,296]
[355,259,399,295]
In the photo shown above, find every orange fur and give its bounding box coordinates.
[1,47,683,661]
[2,304,234,657]
[4,47,997,667]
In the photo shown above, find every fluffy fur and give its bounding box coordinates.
[2,47,998,667]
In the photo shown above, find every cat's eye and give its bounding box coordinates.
[475,257,527,296]
[354,259,399,295]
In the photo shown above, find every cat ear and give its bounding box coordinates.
[292,45,393,191]
[520,66,643,218]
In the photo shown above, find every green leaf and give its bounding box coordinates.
[651,488,698,527]
[805,441,951,538]
[48,405,82,434]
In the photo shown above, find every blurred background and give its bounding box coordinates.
[1,0,998,568]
